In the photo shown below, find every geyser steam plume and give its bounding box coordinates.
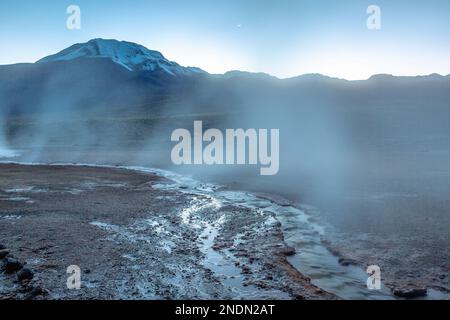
[0,122,15,158]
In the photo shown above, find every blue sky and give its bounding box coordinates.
[1,0,449,79]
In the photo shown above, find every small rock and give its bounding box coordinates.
[281,246,296,256]
[0,249,9,259]
[241,266,252,275]
[18,285,34,294]
[25,286,45,300]
[338,258,358,266]
[2,258,23,274]
[393,287,427,299]
[17,268,34,281]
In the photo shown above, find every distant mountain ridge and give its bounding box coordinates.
[1,38,450,118]
[0,38,447,81]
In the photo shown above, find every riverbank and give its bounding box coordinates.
[0,163,333,300]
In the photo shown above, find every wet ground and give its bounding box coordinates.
[0,163,332,300]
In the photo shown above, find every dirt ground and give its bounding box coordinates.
[0,163,333,300]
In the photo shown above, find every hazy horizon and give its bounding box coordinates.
[1,37,449,82]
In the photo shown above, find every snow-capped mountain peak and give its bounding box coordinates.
[37,39,206,76]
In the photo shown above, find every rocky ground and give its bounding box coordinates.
[322,231,449,299]
[0,163,333,300]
